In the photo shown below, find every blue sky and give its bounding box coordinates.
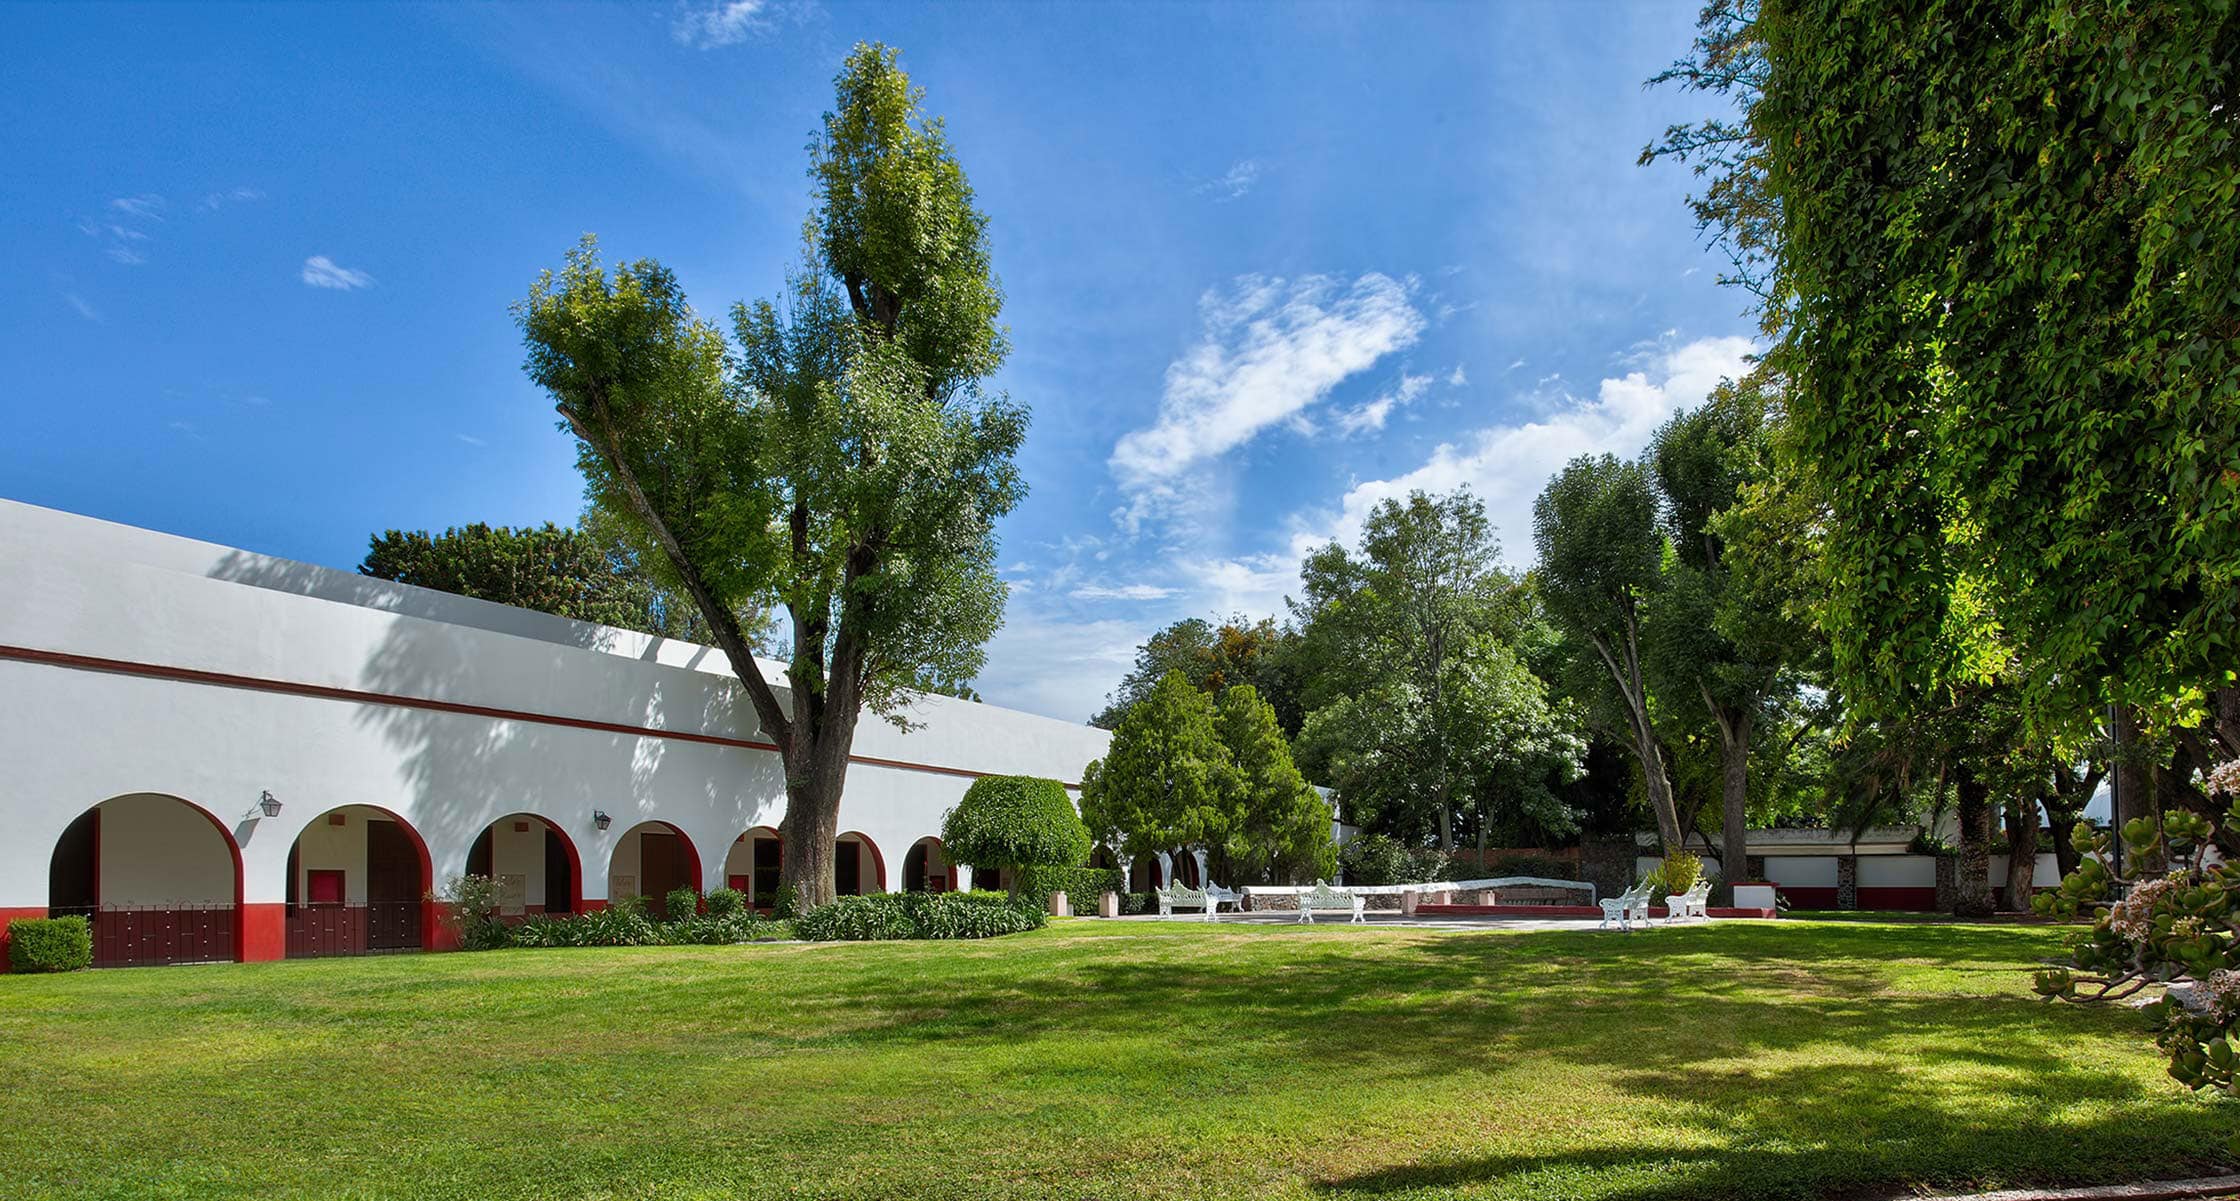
[2,1,1758,723]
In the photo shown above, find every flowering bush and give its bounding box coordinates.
[2034,760,2238,1120]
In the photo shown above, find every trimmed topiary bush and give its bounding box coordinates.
[8,916,93,973]
[663,887,701,920]
[942,775,1092,881]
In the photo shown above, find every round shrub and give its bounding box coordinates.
[703,887,747,919]
[8,916,93,973]
[941,775,1091,874]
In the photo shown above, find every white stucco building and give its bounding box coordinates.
[0,499,1110,967]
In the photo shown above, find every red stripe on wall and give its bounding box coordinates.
[0,644,1082,788]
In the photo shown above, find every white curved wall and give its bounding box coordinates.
[0,499,1110,920]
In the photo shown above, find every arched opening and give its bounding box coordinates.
[901,837,957,893]
[724,825,783,911]
[1089,845,1118,872]
[1175,854,1202,889]
[971,865,1010,892]
[285,805,433,958]
[836,831,885,896]
[608,820,701,917]
[1128,855,1163,893]
[48,793,242,967]
[466,813,581,918]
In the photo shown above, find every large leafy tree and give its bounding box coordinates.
[1213,685,1335,885]
[360,521,707,640]
[1092,616,1301,734]
[1079,671,1235,867]
[515,44,1026,908]
[1533,456,1685,850]
[1645,371,1819,891]
[1749,1,2240,728]
[1291,490,1521,849]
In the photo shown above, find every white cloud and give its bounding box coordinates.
[1303,335,1757,568]
[1447,364,1467,387]
[973,614,1153,723]
[1110,272,1424,531]
[672,0,771,47]
[109,194,165,221]
[1334,371,1432,437]
[455,433,487,447]
[301,256,374,290]
[1200,159,1263,201]
[63,292,100,322]
[201,187,264,212]
[1068,583,1177,602]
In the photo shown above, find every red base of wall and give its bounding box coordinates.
[1415,903,1776,920]
[0,906,49,973]
[240,903,285,962]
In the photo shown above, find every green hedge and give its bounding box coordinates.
[1013,865,1123,912]
[494,908,790,949]
[8,916,93,973]
[793,891,1046,942]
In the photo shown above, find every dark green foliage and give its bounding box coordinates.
[1012,866,1122,912]
[771,885,799,921]
[703,887,746,919]
[1093,616,1305,735]
[440,875,513,952]
[359,522,707,639]
[1081,671,1234,859]
[7,916,92,973]
[791,891,1044,941]
[499,907,789,949]
[941,775,1091,874]
[1338,833,1448,887]
[663,887,700,920]
[1752,0,2240,718]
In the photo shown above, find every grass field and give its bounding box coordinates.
[0,919,2228,1200]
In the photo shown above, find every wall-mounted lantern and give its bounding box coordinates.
[593,808,612,832]
[258,790,283,819]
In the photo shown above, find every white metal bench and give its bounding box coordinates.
[1205,883,1243,914]
[1665,879,1712,922]
[1296,881,1365,924]
[1156,881,1215,920]
[1599,881,1654,932]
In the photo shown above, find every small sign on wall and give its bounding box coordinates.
[611,874,636,904]
[497,873,527,916]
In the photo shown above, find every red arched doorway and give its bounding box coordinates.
[724,826,783,911]
[608,820,702,917]
[285,805,434,958]
[902,837,958,893]
[47,793,243,967]
[467,813,583,918]
[836,832,885,896]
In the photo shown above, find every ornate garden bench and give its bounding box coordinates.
[1598,881,1654,932]
[1665,879,1712,922]
[1156,881,1215,920]
[1296,881,1365,924]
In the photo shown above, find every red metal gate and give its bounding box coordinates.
[52,905,238,967]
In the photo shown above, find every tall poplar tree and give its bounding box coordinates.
[516,44,1025,908]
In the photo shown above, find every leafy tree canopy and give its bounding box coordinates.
[941,775,1091,871]
[360,521,709,641]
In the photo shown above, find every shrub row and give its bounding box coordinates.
[1012,865,1123,912]
[7,916,93,973]
[505,907,791,949]
[792,890,1046,941]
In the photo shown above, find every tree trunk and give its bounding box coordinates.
[2002,799,2039,912]
[1591,632,1683,851]
[1951,765,1996,917]
[2112,702,2165,874]
[1718,707,1752,906]
[2043,798,2085,878]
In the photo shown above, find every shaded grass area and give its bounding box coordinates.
[0,920,2225,1200]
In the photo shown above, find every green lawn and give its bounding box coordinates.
[0,920,2227,1201]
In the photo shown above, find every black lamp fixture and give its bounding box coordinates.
[258,790,283,819]
[593,808,612,832]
